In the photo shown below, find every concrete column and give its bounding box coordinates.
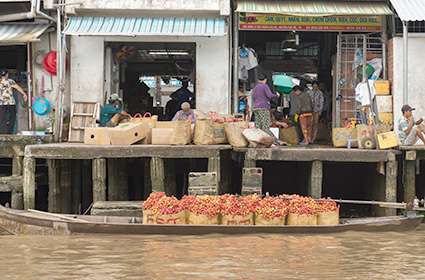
[308,160,323,199]
[208,151,231,194]
[92,158,107,202]
[23,157,36,210]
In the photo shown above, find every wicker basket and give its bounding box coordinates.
[255,215,286,226]
[287,213,317,226]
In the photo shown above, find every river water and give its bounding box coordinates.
[1,226,425,280]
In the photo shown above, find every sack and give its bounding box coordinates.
[130,113,158,144]
[332,128,358,148]
[154,121,192,145]
[317,210,339,226]
[224,122,249,147]
[155,211,187,225]
[194,120,227,145]
[187,213,220,225]
[242,128,274,147]
[279,126,298,145]
[255,215,286,226]
[222,214,254,225]
[287,213,317,226]
[142,209,156,224]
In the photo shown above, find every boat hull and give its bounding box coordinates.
[0,206,422,235]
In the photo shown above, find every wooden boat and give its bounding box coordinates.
[0,205,422,235]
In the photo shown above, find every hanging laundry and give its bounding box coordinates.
[355,80,376,106]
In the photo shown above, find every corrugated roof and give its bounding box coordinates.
[0,23,50,43]
[236,0,393,16]
[63,16,227,36]
[390,0,425,21]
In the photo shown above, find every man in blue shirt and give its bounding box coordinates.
[397,104,425,145]
[99,94,130,127]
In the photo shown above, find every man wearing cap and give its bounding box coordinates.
[397,105,425,145]
[99,94,130,127]
[0,69,28,134]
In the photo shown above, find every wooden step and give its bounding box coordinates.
[91,201,143,217]
[0,176,23,192]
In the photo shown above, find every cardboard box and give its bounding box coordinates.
[377,131,399,149]
[332,127,357,148]
[376,95,393,113]
[375,80,390,95]
[108,122,146,145]
[152,128,174,145]
[84,127,111,145]
[279,126,298,145]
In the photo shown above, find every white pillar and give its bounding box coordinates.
[403,21,409,104]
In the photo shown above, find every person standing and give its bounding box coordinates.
[0,69,28,134]
[308,81,324,143]
[252,73,278,137]
[290,85,313,145]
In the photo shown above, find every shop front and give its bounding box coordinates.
[233,0,393,144]
[64,13,231,116]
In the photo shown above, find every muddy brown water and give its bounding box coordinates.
[1,226,425,280]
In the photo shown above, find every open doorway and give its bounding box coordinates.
[105,42,196,120]
[239,30,337,143]
[0,45,29,133]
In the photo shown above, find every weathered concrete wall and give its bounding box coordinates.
[65,0,230,15]
[392,35,425,124]
[70,36,105,104]
[70,34,231,114]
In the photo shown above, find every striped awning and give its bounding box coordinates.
[236,0,393,16]
[63,16,227,37]
[0,23,51,43]
[390,0,425,21]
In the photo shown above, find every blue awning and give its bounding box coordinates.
[63,16,227,37]
[0,23,51,43]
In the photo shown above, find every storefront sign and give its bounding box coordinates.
[239,13,382,32]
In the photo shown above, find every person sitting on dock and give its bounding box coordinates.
[397,105,425,146]
[172,102,196,123]
[99,94,130,127]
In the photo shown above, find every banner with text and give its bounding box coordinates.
[239,13,382,32]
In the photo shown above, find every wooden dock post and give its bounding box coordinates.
[308,160,323,199]
[143,158,152,199]
[47,160,61,213]
[23,156,36,210]
[12,156,23,176]
[81,160,92,212]
[208,151,231,194]
[71,160,82,214]
[150,157,177,195]
[108,158,128,201]
[404,151,416,204]
[92,158,107,202]
[60,160,72,214]
[11,191,23,209]
[385,159,397,216]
